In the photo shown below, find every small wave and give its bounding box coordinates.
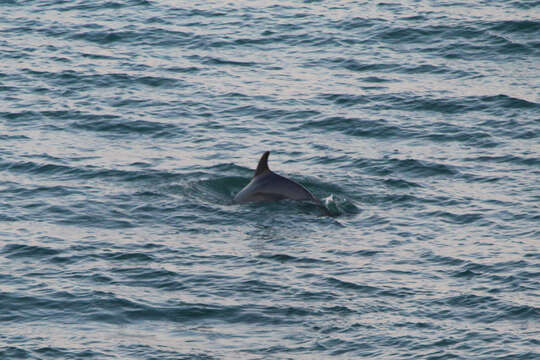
[169,7,226,18]
[421,129,494,145]
[323,58,474,77]
[0,160,81,178]
[0,134,29,140]
[188,55,258,67]
[477,94,539,109]
[314,92,528,116]
[329,249,380,257]
[69,30,143,44]
[437,294,540,322]
[439,38,534,60]
[118,301,304,325]
[422,210,484,225]
[376,25,452,44]
[103,252,154,262]
[0,158,182,185]
[424,252,466,267]
[23,69,184,89]
[71,118,185,138]
[464,155,540,167]
[299,116,408,138]
[186,175,247,205]
[383,178,422,189]
[1,110,41,122]
[55,0,150,12]
[37,347,106,359]
[330,17,385,31]
[218,104,291,120]
[258,253,333,265]
[324,276,380,293]
[163,65,201,73]
[3,244,61,258]
[355,157,457,178]
[370,22,537,59]
[489,20,540,34]
[393,158,458,177]
[55,213,135,230]
[0,348,31,359]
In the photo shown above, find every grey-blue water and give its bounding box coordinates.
[1,1,539,359]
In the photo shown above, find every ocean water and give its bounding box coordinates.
[1,0,539,358]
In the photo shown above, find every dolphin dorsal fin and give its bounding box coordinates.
[254,151,270,177]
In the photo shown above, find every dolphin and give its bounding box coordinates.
[234,151,329,213]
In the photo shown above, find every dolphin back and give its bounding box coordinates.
[234,171,320,204]
[263,173,318,202]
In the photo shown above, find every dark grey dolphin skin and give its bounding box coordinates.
[234,151,327,212]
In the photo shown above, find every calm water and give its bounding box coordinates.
[1,0,539,359]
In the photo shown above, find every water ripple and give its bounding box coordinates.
[0,0,538,358]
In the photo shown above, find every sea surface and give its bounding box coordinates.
[1,0,539,359]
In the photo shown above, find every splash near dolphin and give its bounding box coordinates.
[234,151,330,214]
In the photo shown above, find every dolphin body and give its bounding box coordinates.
[234,151,327,212]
